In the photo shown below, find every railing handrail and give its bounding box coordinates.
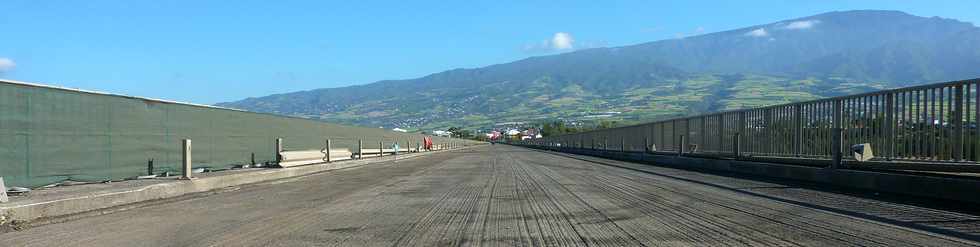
[545,77,980,137]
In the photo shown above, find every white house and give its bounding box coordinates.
[433,130,452,137]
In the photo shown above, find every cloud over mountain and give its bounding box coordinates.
[0,58,15,72]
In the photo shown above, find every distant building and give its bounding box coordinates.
[392,128,408,133]
[432,130,452,137]
[521,128,539,137]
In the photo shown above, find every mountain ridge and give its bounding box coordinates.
[218,10,980,131]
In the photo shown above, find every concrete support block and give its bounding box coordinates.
[358,139,363,159]
[0,177,8,203]
[182,139,193,179]
[275,138,283,163]
[325,139,332,163]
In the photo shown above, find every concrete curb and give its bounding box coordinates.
[0,146,480,224]
[521,146,980,205]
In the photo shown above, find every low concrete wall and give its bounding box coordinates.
[0,145,478,224]
[523,146,980,205]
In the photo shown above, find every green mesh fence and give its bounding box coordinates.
[0,80,475,188]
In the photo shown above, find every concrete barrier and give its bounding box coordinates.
[0,145,482,224]
[355,148,410,156]
[521,145,980,205]
[278,149,354,168]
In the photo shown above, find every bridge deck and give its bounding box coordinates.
[4,145,979,246]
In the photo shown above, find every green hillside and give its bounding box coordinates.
[217,10,980,132]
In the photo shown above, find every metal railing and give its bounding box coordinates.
[519,78,980,172]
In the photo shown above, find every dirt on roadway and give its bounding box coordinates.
[3,145,979,246]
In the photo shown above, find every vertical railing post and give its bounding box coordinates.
[325,139,332,163]
[953,84,965,161]
[764,108,773,155]
[832,100,843,169]
[679,135,686,156]
[886,93,896,160]
[357,139,363,159]
[147,159,154,176]
[621,136,626,152]
[718,115,725,154]
[733,133,741,158]
[737,111,746,157]
[794,105,803,157]
[701,116,707,153]
[672,120,677,151]
[182,139,193,179]
[685,119,691,153]
[379,141,384,157]
[644,137,649,153]
[275,138,283,163]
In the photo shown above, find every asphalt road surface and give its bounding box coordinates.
[4,145,980,246]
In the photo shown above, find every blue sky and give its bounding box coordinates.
[2,1,978,104]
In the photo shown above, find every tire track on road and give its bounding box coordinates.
[527,149,977,246]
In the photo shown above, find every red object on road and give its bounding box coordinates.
[423,136,433,150]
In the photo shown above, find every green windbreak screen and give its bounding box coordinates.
[0,81,474,188]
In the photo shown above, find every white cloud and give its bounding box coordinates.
[785,20,820,30]
[745,28,768,37]
[674,27,707,39]
[0,58,14,72]
[551,32,574,50]
[523,32,577,53]
[694,26,705,34]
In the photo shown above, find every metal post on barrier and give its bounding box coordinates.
[794,105,803,157]
[182,139,193,179]
[357,139,363,159]
[953,85,965,161]
[832,128,843,169]
[379,141,384,157]
[831,99,843,169]
[275,138,283,163]
[679,135,686,156]
[325,139,332,163]
[621,136,626,152]
[733,133,741,158]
